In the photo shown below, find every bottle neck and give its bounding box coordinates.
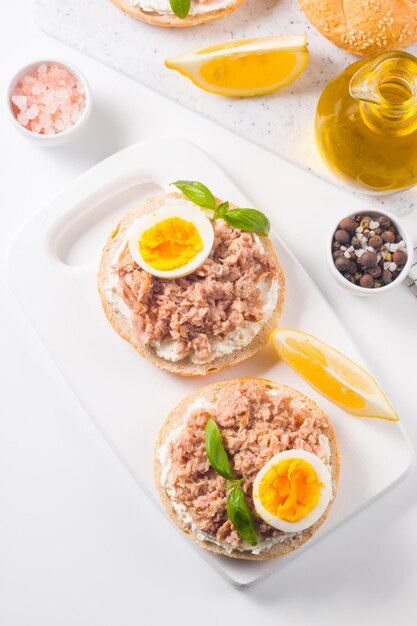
[359,100,417,137]
[350,53,417,137]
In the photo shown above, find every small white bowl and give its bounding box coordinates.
[327,208,414,297]
[5,58,92,147]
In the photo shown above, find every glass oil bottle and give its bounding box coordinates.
[315,51,417,193]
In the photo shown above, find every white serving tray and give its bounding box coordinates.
[8,137,413,587]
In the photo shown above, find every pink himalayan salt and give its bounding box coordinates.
[11,63,86,135]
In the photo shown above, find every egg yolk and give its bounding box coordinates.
[139,217,203,271]
[259,458,322,522]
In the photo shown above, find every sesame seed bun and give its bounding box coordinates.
[154,378,340,561]
[298,0,417,56]
[110,0,246,27]
[97,193,286,377]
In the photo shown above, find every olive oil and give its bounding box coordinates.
[315,52,417,193]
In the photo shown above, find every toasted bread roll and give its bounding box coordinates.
[154,378,340,560]
[98,192,285,376]
[111,0,246,27]
[298,0,417,56]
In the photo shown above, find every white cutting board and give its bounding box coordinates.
[33,0,417,216]
[8,137,413,587]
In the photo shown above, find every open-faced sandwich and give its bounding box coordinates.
[154,378,340,560]
[98,181,285,376]
[110,0,246,27]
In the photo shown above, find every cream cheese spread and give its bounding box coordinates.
[103,224,137,327]
[128,0,236,17]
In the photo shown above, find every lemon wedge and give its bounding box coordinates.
[165,35,308,97]
[271,328,399,421]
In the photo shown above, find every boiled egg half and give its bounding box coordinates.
[128,203,214,279]
[252,449,332,533]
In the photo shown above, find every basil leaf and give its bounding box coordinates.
[172,180,270,235]
[222,208,271,235]
[227,486,258,546]
[214,201,229,219]
[205,419,257,546]
[205,417,233,481]
[225,477,245,491]
[172,180,217,211]
[169,0,191,18]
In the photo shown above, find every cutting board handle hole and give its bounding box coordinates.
[54,182,162,267]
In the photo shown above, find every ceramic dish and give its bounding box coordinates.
[327,208,414,297]
[5,58,92,147]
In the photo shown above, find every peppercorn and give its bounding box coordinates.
[367,265,382,278]
[368,235,383,250]
[378,216,391,229]
[393,250,408,266]
[333,249,344,260]
[382,269,393,284]
[373,280,383,289]
[332,240,341,250]
[351,235,361,248]
[343,273,355,283]
[339,217,356,233]
[348,261,358,275]
[334,229,350,244]
[335,256,350,272]
[359,251,378,268]
[382,230,395,243]
[360,274,374,288]
[383,252,392,262]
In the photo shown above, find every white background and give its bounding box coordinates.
[1,2,417,625]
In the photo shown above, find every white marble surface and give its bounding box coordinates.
[34,0,417,216]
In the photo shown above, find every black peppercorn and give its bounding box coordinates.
[334,229,350,244]
[339,218,356,233]
[368,265,382,278]
[393,250,408,266]
[382,230,395,244]
[335,256,350,272]
[378,216,391,229]
[359,251,378,268]
[382,269,393,284]
[360,274,374,288]
[368,235,383,250]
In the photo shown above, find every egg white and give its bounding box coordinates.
[128,204,214,279]
[252,449,332,533]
